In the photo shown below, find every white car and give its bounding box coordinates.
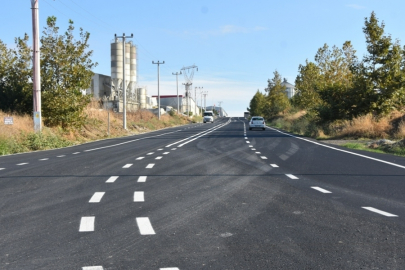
[203,111,214,123]
[249,116,266,130]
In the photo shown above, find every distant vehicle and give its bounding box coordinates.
[203,111,214,123]
[249,116,266,130]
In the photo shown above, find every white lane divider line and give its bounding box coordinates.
[39,158,49,160]
[136,217,156,235]
[79,217,95,232]
[89,192,105,203]
[252,148,256,150]
[82,266,104,270]
[57,155,65,157]
[138,176,147,182]
[270,164,279,168]
[157,148,163,151]
[123,164,133,168]
[155,156,162,160]
[260,156,267,159]
[246,141,250,143]
[163,152,170,155]
[147,152,154,155]
[245,137,248,139]
[106,176,119,183]
[73,152,80,155]
[362,207,398,217]
[146,164,155,168]
[134,191,144,202]
[171,148,177,150]
[311,187,332,194]
[160,268,180,270]
[249,145,253,148]
[17,163,28,166]
[255,152,261,154]
[286,174,299,179]
[0,168,4,170]
[136,157,145,160]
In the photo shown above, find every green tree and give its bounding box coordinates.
[40,16,97,128]
[294,60,322,110]
[247,90,265,116]
[0,35,33,114]
[264,71,290,118]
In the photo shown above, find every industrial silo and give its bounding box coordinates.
[111,38,123,110]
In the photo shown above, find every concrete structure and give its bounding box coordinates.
[153,95,199,115]
[205,106,228,117]
[282,78,296,99]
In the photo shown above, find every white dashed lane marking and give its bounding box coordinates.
[89,192,105,203]
[137,176,147,182]
[57,155,65,157]
[146,164,155,169]
[147,152,154,155]
[79,217,95,232]
[246,141,250,143]
[73,152,80,155]
[155,156,163,160]
[134,191,144,202]
[157,149,163,151]
[39,158,49,160]
[171,148,177,150]
[244,137,248,139]
[286,174,299,179]
[17,163,28,166]
[249,145,253,147]
[255,152,261,154]
[82,266,104,270]
[160,268,180,270]
[270,164,279,167]
[136,217,156,235]
[252,148,256,150]
[362,207,398,217]
[136,157,145,160]
[163,152,170,155]
[123,164,133,168]
[260,156,267,159]
[0,168,4,170]
[106,176,119,183]
[311,187,332,193]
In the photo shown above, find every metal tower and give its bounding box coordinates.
[180,65,198,116]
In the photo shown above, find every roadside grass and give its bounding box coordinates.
[342,142,405,157]
[0,101,191,156]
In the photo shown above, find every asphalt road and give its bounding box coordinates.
[1,117,404,270]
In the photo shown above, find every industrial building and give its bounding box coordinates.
[281,78,296,99]
[154,95,199,115]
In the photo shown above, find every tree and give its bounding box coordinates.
[247,90,265,116]
[294,60,322,110]
[40,16,97,128]
[264,71,290,118]
[0,35,33,114]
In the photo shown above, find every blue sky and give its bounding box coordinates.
[1,1,405,116]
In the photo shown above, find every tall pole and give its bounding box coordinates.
[203,91,208,111]
[115,33,133,129]
[195,87,203,116]
[218,101,223,117]
[153,61,165,120]
[31,0,41,132]
[200,90,203,115]
[172,71,182,113]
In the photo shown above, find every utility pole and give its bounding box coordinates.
[200,90,204,115]
[218,101,223,117]
[203,91,208,111]
[172,71,182,113]
[182,83,191,116]
[195,86,203,116]
[180,65,198,117]
[115,33,133,129]
[31,0,41,132]
[153,60,165,119]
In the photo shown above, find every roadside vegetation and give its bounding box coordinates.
[247,11,405,156]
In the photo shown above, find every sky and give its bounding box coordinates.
[1,1,405,116]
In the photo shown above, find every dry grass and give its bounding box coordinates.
[337,114,391,139]
[284,110,307,121]
[394,120,405,139]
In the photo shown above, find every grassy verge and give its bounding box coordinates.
[341,142,405,157]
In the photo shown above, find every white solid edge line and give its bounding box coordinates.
[136,217,156,235]
[106,176,119,183]
[123,164,133,168]
[177,121,230,147]
[311,186,332,194]
[267,126,405,170]
[362,207,398,217]
[138,176,147,182]
[82,266,104,270]
[270,164,279,167]
[89,192,105,203]
[79,216,95,232]
[286,174,299,179]
[134,191,144,202]
[146,164,155,168]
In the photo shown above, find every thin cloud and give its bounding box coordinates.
[347,4,366,9]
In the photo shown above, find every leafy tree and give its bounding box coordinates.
[40,16,97,128]
[264,71,290,118]
[294,60,322,110]
[247,90,265,116]
[0,35,33,114]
